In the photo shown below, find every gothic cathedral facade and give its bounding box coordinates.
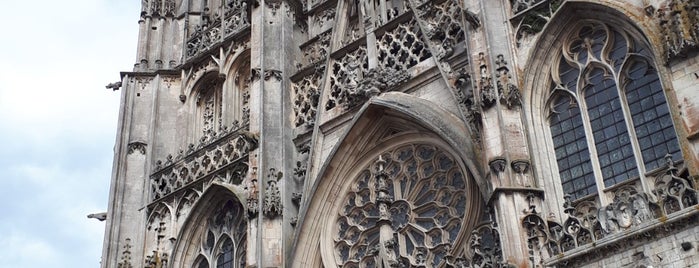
[101,0,699,267]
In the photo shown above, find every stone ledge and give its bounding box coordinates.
[544,205,699,267]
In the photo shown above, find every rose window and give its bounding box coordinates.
[334,144,469,267]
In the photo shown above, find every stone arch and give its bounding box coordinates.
[170,183,247,268]
[521,1,683,216]
[189,71,226,142]
[222,49,251,126]
[291,92,485,267]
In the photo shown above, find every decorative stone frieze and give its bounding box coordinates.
[656,0,699,62]
[150,125,257,201]
[185,0,249,59]
[263,168,283,219]
[523,157,699,266]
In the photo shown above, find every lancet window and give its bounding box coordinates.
[334,143,470,267]
[547,21,681,200]
[195,75,225,140]
[190,200,246,268]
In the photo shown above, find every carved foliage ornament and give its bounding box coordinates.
[453,68,482,145]
[263,168,283,218]
[117,238,134,268]
[522,158,698,264]
[656,0,699,62]
[494,54,522,109]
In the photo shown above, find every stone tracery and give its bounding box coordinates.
[333,143,470,267]
[191,200,247,268]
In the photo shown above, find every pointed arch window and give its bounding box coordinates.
[196,75,225,140]
[547,21,681,200]
[189,200,246,268]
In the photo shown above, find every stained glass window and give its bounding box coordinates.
[548,22,681,200]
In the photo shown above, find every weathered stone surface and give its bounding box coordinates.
[101,0,699,267]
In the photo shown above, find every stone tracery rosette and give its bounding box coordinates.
[332,143,471,267]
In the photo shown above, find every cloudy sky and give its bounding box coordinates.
[0,0,140,267]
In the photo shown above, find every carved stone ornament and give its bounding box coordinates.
[338,67,411,110]
[117,238,134,268]
[414,0,467,61]
[469,219,505,267]
[292,66,325,129]
[511,159,530,174]
[511,0,564,47]
[495,54,522,109]
[656,0,699,62]
[150,127,258,201]
[251,68,283,82]
[246,194,259,219]
[489,157,507,175]
[185,0,249,59]
[334,144,472,267]
[453,68,483,145]
[478,53,497,109]
[127,141,147,155]
[141,0,175,17]
[263,168,283,218]
[191,200,247,266]
[522,156,699,266]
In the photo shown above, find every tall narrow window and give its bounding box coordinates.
[196,75,225,140]
[547,21,681,200]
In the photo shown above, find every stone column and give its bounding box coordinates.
[465,0,537,266]
[101,74,156,268]
[250,0,298,266]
